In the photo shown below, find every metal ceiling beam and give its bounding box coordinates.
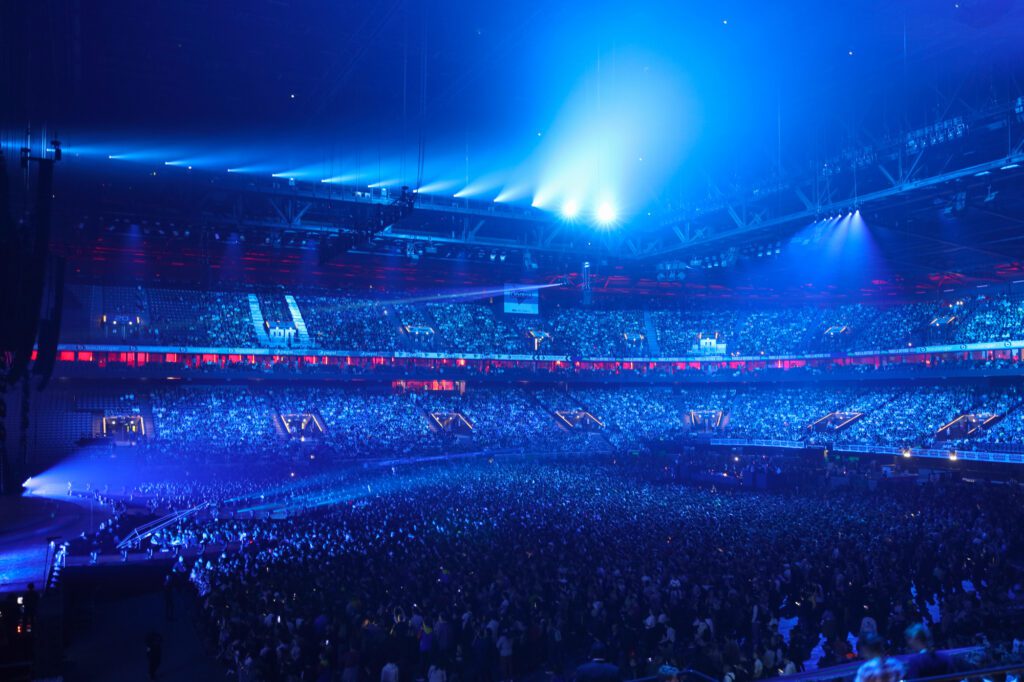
[644,152,1024,261]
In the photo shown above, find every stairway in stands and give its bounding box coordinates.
[395,303,438,351]
[138,392,158,440]
[535,388,616,452]
[88,285,105,338]
[271,412,288,439]
[284,295,311,346]
[246,294,272,346]
[523,388,563,428]
[642,310,661,356]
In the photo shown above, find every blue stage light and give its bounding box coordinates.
[596,201,617,225]
[561,199,579,220]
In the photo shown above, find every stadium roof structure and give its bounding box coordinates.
[3,0,1024,297]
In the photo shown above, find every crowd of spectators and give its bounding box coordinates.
[297,296,400,353]
[649,309,738,357]
[723,387,860,442]
[62,285,1024,359]
[426,303,531,356]
[150,387,277,457]
[417,388,585,452]
[76,382,1024,462]
[314,390,431,457]
[39,376,1024,466]
[146,289,258,347]
[547,307,649,357]
[959,297,1024,343]
[76,458,1024,681]
[568,387,689,449]
[839,387,975,449]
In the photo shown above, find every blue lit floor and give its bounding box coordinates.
[0,493,96,594]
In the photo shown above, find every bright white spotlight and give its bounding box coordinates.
[561,200,579,220]
[596,201,617,225]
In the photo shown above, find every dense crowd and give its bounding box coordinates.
[546,307,650,358]
[297,296,401,352]
[960,298,1024,343]
[416,388,596,453]
[568,387,690,449]
[651,309,737,357]
[90,459,1024,681]
[151,387,278,455]
[426,302,532,355]
[66,284,1024,359]
[147,289,258,347]
[111,383,1024,460]
[723,387,859,442]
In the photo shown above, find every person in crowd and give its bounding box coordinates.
[575,641,622,682]
[904,624,955,679]
[380,659,399,682]
[854,633,905,682]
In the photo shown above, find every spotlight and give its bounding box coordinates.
[596,202,617,225]
[561,200,579,220]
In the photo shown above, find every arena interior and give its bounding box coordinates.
[3,2,1024,681]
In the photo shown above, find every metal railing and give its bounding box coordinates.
[624,661,1024,682]
[116,501,209,551]
[627,668,718,682]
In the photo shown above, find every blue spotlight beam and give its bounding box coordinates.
[382,283,561,306]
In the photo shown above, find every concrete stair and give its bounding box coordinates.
[284,295,311,346]
[138,393,158,440]
[643,310,661,356]
[247,294,272,346]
